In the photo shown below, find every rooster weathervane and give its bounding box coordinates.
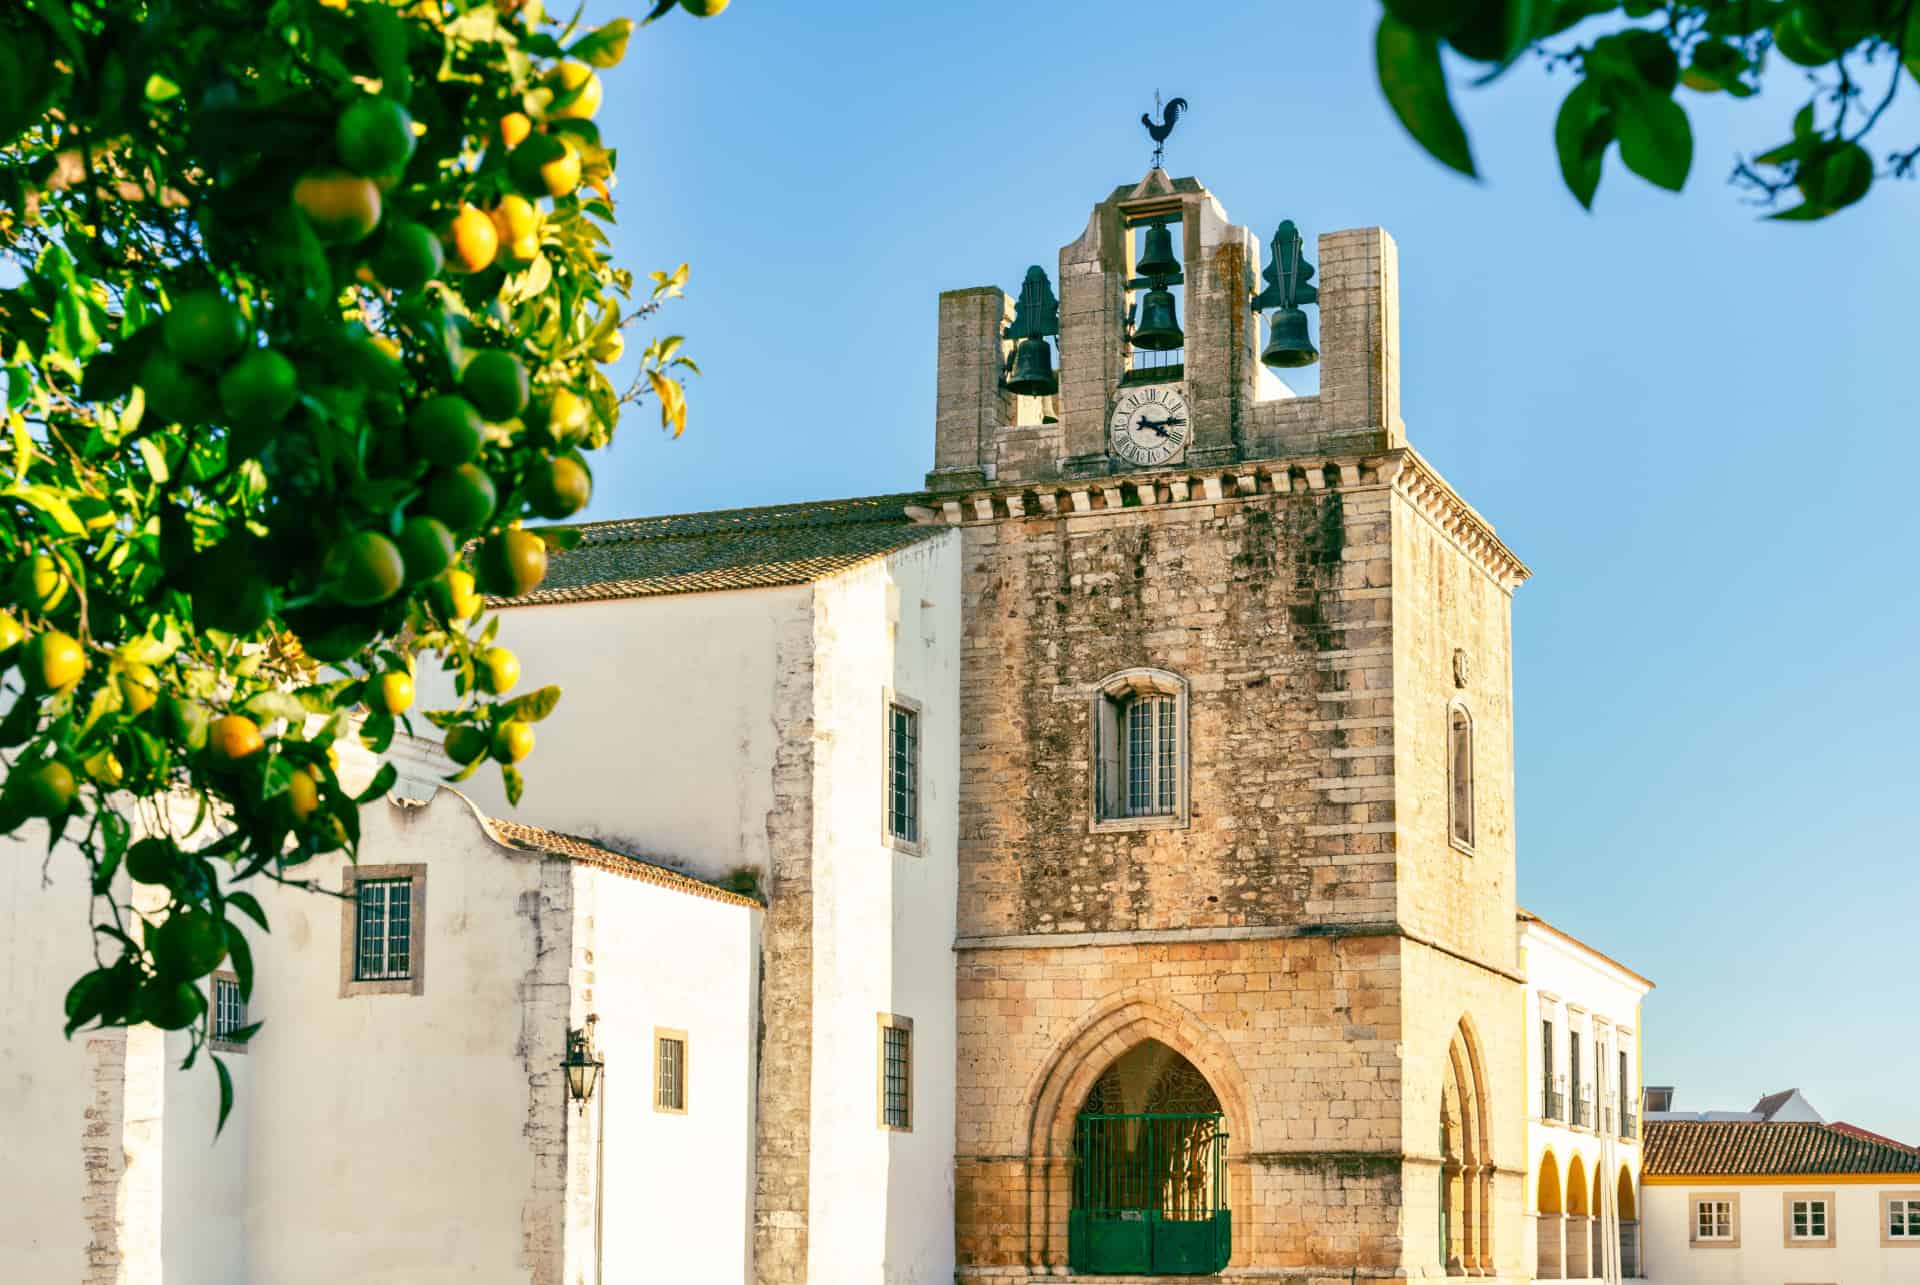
[1142,91,1188,169]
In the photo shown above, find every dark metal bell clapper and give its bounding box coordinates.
[1001,265,1061,396]
[1131,287,1183,351]
[1251,219,1319,370]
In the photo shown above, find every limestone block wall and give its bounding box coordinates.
[952,933,1405,1273]
[953,470,1402,942]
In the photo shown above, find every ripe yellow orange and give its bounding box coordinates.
[491,719,534,763]
[547,62,602,120]
[13,552,69,614]
[435,567,483,622]
[528,455,591,519]
[591,331,624,364]
[477,645,520,694]
[499,112,532,149]
[284,768,321,823]
[490,194,538,262]
[115,662,161,715]
[376,670,415,715]
[530,387,591,446]
[509,134,580,199]
[0,611,23,664]
[21,630,85,693]
[208,714,264,764]
[680,0,729,13]
[445,204,498,273]
[293,170,383,244]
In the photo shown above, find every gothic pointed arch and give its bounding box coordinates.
[1537,1150,1563,1214]
[1616,1167,1636,1220]
[1566,1154,1589,1215]
[1439,1016,1494,1276]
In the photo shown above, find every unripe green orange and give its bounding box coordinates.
[396,515,457,582]
[150,909,227,980]
[474,528,548,599]
[444,725,491,765]
[18,760,76,818]
[12,553,69,614]
[293,169,384,243]
[425,465,497,533]
[527,455,591,519]
[328,531,407,607]
[336,94,417,177]
[491,719,534,763]
[509,133,580,199]
[371,219,444,292]
[115,662,161,715]
[461,351,530,421]
[408,395,484,468]
[164,291,249,368]
[218,349,300,427]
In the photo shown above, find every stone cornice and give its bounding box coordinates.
[921,446,1531,592]
[1384,448,1532,591]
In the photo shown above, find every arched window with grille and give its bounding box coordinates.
[1447,702,1474,850]
[1091,669,1189,831]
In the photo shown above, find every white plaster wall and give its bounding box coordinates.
[578,864,762,1284]
[1644,1182,1920,1283]
[161,1028,250,1283]
[0,824,99,1281]
[417,586,806,885]
[240,791,553,1285]
[804,537,961,1284]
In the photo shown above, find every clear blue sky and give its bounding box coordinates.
[589,4,1919,1139]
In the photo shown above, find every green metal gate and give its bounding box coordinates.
[1069,1111,1231,1275]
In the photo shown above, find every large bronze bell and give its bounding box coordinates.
[1261,306,1318,368]
[1132,287,1183,351]
[1004,335,1057,395]
[1135,221,1181,280]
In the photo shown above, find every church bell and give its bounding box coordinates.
[1261,306,1318,368]
[1004,336,1056,395]
[1131,287,1183,351]
[1134,220,1181,281]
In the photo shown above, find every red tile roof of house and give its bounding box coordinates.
[1644,1120,1920,1176]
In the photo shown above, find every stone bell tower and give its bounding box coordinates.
[931,169,1535,1283]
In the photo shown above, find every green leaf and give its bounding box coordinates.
[358,3,413,105]
[360,711,395,754]
[226,921,254,1002]
[226,890,270,933]
[501,763,524,806]
[507,685,562,723]
[243,691,309,727]
[1376,15,1479,178]
[568,18,633,68]
[1554,78,1613,209]
[354,761,397,804]
[1615,91,1692,191]
[213,1055,234,1137]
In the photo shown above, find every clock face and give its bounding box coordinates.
[1108,385,1191,467]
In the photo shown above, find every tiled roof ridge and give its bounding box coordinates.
[1644,1119,1920,1176]
[559,490,932,545]
[481,816,762,910]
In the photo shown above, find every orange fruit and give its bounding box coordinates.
[490,194,538,262]
[397,515,457,582]
[371,219,444,292]
[150,909,227,979]
[13,552,69,614]
[0,611,23,665]
[208,714,264,764]
[165,696,211,750]
[336,95,416,177]
[491,719,534,763]
[461,351,529,421]
[425,465,497,533]
[137,979,205,1030]
[328,531,407,606]
[499,112,532,149]
[509,134,580,199]
[527,455,591,519]
[475,528,548,599]
[547,62,602,120]
[477,645,520,694]
[125,837,179,885]
[218,349,299,427]
[18,760,76,817]
[284,767,321,823]
[163,291,249,368]
[591,331,624,364]
[115,662,161,715]
[444,725,490,765]
[139,350,216,425]
[446,204,498,273]
[375,670,415,715]
[530,387,591,446]
[434,567,483,623]
[345,331,405,391]
[408,395,484,467]
[293,170,383,244]
[680,0,729,13]
[21,630,85,692]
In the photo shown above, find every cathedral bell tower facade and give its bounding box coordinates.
[932,169,1533,1281]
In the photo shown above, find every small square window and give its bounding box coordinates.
[208,970,249,1052]
[1887,1194,1920,1246]
[654,1030,687,1114]
[1785,1193,1833,1247]
[1691,1195,1737,1246]
[1090,671,1188,832]
[877,1014,912,1132]
[884,695,921,853]
[338,865,427,998]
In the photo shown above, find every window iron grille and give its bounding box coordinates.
[212,976,245,1042]
[1124,695,1176,818]
[881,1023,911,1129]
[887,704,918,845]
[354,878,412,981]
[655,1036,686,1112]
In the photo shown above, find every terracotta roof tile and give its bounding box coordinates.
[496,492,945,605]
[1644,1120,1920,1177]
[481,816,762,910]
[1831,1121,1919,1153]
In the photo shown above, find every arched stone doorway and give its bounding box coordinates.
[1438,1019,1493,1275]
[1069,1040,1231,1276]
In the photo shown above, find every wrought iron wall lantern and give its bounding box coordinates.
[562,1015,603,1109]
[1250,220,1319,369]
[1002,265,1060,397]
